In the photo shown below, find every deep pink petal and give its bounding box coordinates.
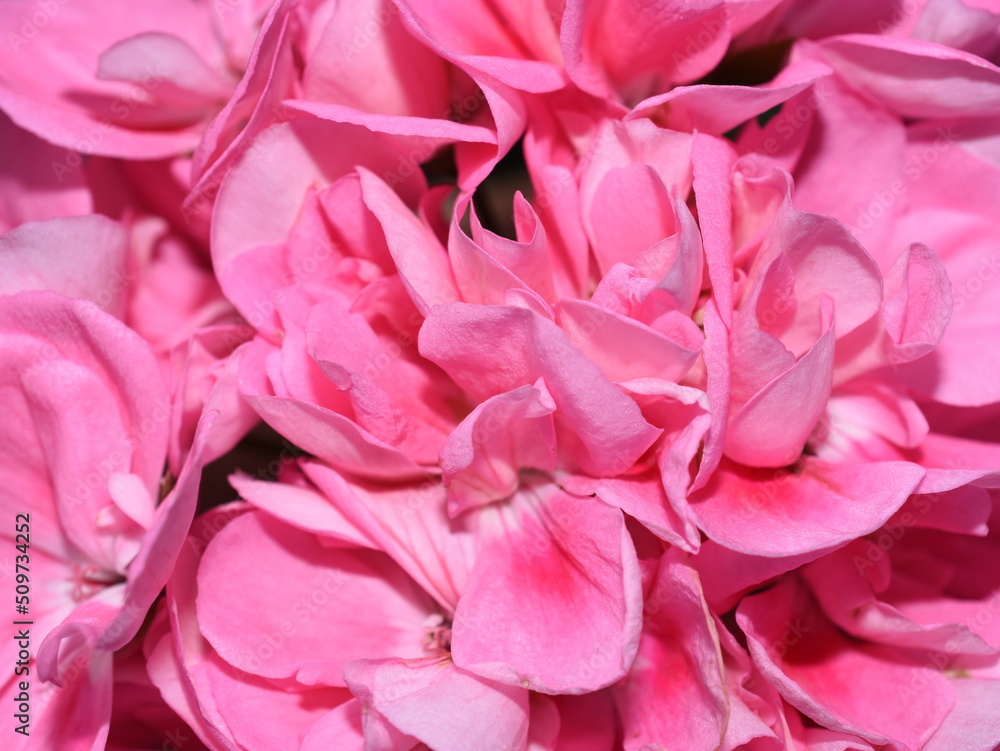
[614,550,728,751]
[737,577,955,750]
[451,487,643,693]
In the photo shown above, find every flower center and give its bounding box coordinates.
[422,614,453,656]
[68,563,122,603]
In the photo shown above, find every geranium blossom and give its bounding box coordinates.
[2,1,999,749]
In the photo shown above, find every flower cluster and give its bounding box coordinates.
[2,0,1000,749]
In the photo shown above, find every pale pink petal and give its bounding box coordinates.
[924,679,1000,751]
[419,303,661,476]
[0,216,129,318]
[691,458,925,556]
[817,34,1000,120]
[303,461,476,613]
[344,657,530,751]
[441,381,557,515]
[880,242,953,363]
[196,509,437,686]
[229,472,375,548]
[557,299,702,384]
[97,32,232,106]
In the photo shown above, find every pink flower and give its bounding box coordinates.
[149,503,536,749]
[0,0,249,159]
[0,291,211,750]
[3,1,1000,746]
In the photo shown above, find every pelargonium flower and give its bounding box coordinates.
[0,289,212,750]
[3,1,1000,749]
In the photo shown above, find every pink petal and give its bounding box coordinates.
[561,0,730,101]
[196,509,437,686]
[0,110,92,231]
[725,308,835,467]
[693,540,831,613]
[359,167,460,316]
[229,472,376,548]
[300,701,366,751]
[451,487,643,693]
[691,458,925,556]
[881,242,953,363]
[692,299,732,490]
[692,134,738,326]
[802,541,998,655]
[344,657,530,751]
[238,340,426,481]
[588,163,676,274]
[419,303,661,476]
[628,58,831,135]
[562,469,698,553]
[737,577,955,750]
[925,679,1000,751]
[211,119,426,310]
[300,0,450,119]
[556,299,702,384]
[614,550,728,751]
[0,292,169,568]
[817,34,1000,120]
[441,381,557,515]
[0,0,220,157]
[392,0,564,90]
[0,216,129,318]
[188,0,295,209]
[303,462,475,613]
